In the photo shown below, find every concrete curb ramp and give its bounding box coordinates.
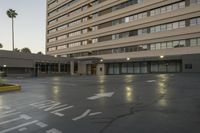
[0,84,21,92]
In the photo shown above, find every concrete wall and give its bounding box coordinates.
[182,54,200,73]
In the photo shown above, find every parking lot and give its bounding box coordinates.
[0,74,200,133]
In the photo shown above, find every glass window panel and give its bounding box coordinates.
[173,3,179,10]
[138,13,143,19]
[197,18,200,24]
[166,5,172,12]
[161,25,167,31]
[161,7,166,13]
[138,29,143,35]
[173,22,179,29]
[125,17,130,23]
[127,63,133,73]
[121,63,127,73]
[167,42,173,48]
[190,39,197,46]
[155,26,161,32]
[161,42,167,49]
[150,27,155,33]
[167,23,173,30]
[179,2,185,8]
[134,15,138,20]
[155,8,161,15]
[190,18,197,26]
[143,12,147,18]
[133,63,140,73]
[129,16,134,21]
[198,38,200,45]
[179,21,186,28]
[150,44,156,50]
[173,41,179,47]
[179,40,186,47]
[150,10,155,16]
[156,43,161,49]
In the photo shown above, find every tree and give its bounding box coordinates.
[0,43,3,48]
[7,9,18,51]
[21,47,31,53]
[37,51,43,55]
[14,48,20,52]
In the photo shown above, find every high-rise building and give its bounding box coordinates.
[46,0,200,75]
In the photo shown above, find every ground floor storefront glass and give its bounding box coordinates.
[106,60,181,75]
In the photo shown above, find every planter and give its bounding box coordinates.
[0,84,21,92]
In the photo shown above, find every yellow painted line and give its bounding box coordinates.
[0,84,21,92]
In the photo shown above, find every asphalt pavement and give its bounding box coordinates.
[0,74,200,133]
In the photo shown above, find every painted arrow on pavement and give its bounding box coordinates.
[87,92,114,100]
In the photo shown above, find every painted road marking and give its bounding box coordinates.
[147,80,156,83]
[0,120,39,133]
[18,127,27,132]
[89,112,102,116]
[0,106,60,133]
[30,100,74,117]
[36,122,48,128]
[46,128,62,133]
[51,105,74,117]
[72,109,91,121]
[0,114,32,125]
[0,106,11,110]
[73,109,103,121]
[0,109,17,115]
[0,112,21,119]
[87,92,114,100]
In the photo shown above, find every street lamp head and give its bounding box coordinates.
[3,65,7,67]
[100,59,103,62]
[127,57,130,61]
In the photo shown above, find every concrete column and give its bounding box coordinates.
[58,63,61,73]
[48,64,51,74]
[70,61,74,75]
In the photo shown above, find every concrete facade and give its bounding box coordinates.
[46,0,200,75]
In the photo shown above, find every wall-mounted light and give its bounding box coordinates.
[3,65,6,67]
[160,55,164,59]
[100,59,103,62]
[127,57,130,61]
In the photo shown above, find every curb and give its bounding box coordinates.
[0,84,21,92]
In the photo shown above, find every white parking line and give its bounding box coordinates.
[36,122,48,128]
[0,120,39,133]
[0,114,32,125]
[18,127,27,132]
[146,80,156,83]
[0,110,17,115]
[46,128,62,133]
[0,106,11,110]
[0,112,21,119]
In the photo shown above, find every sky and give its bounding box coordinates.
[0,0,46,53]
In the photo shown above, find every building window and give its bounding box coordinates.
[48,38,56,43]
[92,38,98,44]
[185,64,192,69]
[190,38,200,46]
[190,17,200,26]
[190,0,200,5]
[150,1,185,16]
